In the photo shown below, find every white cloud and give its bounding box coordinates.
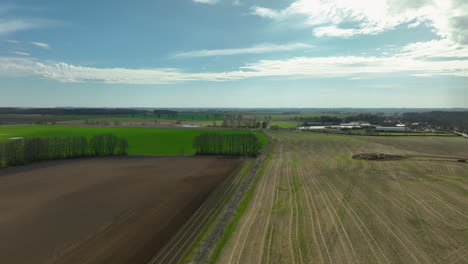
[0,57,246,84]
[251,7,282,19]
[251,0,468,43]
[31,41,50,49]
[240,54,468,78]
[193,0,219,4]
[1,42,467,84]
[12,51,30,56]
[399,39,468,59]
[313,25,385,38]
[173,43,313,58]
[0,19,44,35]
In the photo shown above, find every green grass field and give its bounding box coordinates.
[0,125,267,155]
[268,121,300,129]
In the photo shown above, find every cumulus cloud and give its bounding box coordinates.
[251,0,468,43]
[31,41,50,49]
[173,43,313,58]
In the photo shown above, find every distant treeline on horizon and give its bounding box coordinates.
[0,108,178,116]
[1,107,467,116]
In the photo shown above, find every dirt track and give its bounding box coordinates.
[0,156,241,264]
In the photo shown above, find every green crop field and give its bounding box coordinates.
[0,125,267,156]
[268,121,301,129]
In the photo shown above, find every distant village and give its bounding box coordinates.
[299,121,429,132]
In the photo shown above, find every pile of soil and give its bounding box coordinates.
[352,153,407,161]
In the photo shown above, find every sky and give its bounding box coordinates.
[0,0,467,108]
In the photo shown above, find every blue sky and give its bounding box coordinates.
[0,0,467,108]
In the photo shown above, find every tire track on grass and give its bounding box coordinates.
[297,164,329,264]
[285,153,297,264]
[320,167,391,264]
[351,185,434,264]
[305,159,357,264]
[225,150,274,264]
[371,160,468,261]
[258,145,283,264]
[423,186,468,220]
[372,179,464,255]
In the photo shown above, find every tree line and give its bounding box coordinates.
[0,107,150,116]
[0,134,129,168]
[193,133,261,157]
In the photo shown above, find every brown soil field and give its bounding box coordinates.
[216,131,468,264]
[0,156,241,264]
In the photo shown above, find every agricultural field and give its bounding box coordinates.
[0,125,267,155]
[268,121,301,129]
[0,156,242,264]
[54,117,218,127]
[215,131,468,264]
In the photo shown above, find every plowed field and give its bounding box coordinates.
[0,156,241,264]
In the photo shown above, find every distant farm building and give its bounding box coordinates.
[333,121,372,130]
[299,126,327,130]
[411,123,423,129]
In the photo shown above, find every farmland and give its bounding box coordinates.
[0,125,266,155]
[0,156,242,264]
[215,131,468,264]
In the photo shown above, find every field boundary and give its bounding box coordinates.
[146,132,270,264]
[146,158,253,264]
[188,131,273,264]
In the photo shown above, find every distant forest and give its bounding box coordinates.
[0,108,152,116]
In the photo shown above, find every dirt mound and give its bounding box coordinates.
[352,153,407,161]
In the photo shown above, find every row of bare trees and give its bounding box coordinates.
[193,133,261,157]
[0,134,128,168]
